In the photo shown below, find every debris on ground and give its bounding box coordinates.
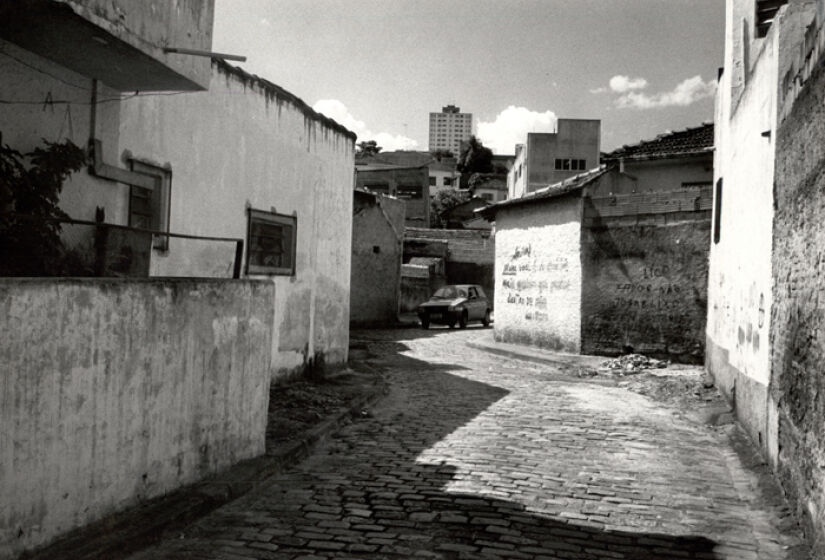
[602,353,668,374]
[265,368,382,448]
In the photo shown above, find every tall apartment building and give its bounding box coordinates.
[429,105,473,156]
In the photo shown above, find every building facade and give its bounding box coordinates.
[484,125,713,362]
[0,4,357,553]
[709,0,825,551]
[507,119,601,199]
[355,163,430,227]
[428,104,473,156]
[350,190,405,326]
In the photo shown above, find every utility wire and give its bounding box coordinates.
[0,91,195,106]
[0,49,91,91]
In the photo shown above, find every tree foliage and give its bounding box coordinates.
[0,137,88,275]
[429,188,469,228]
[356,140,382,156]
[429,149,454,162]
[456,136,493,175]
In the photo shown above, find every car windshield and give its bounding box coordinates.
[433,286,467,299]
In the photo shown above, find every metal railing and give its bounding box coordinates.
[0,213,244,278]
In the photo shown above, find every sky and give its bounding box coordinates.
[213,0,724,154]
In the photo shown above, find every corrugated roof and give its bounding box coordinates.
[604,123,714,161]
[477,165,609,220]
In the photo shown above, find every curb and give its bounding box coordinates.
[465,340,618,386]
[22,380,387,560]
[466,339,576,368]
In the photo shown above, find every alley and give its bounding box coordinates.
[128,328,806,560]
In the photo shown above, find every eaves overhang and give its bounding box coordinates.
[0,0,213,92]
[477,165,609,221]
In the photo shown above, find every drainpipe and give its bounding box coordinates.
[87,79,154,189]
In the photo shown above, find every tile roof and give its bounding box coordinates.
[477,165,609,220]
[604,123,714,161]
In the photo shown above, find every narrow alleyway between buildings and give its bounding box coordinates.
[127,328,809,560]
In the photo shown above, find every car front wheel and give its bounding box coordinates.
[459,311,468,329]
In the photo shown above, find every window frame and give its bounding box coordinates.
[246,208,297,276]
[128,160,172,251]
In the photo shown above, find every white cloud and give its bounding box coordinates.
[609,75,648,93]
[615,75,717,109]
[312,99,418,151]
[477,106,557,155]
[260,18,271,26]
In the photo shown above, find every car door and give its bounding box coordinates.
[467,286,483,320]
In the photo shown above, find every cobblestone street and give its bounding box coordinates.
[127,328,807,560]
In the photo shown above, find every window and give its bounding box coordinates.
[128,160,171,250]
[246,209,296,276]
[396,184,423,199]
[554,158,586,171]
[713,178,723,244]
[429,176,437,186]
[443,177,453,186]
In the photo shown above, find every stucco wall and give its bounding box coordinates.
[0,38,129,226]
[493,195,582,352]
[772,41,825,554]
[526,120,601,192]
[0,52,355,379]
[355,167,430,227]
[63,0,214,88]
[706,5,778,456]
[114,61,355,378]
[350,193,404,326]
[0,278,273,559]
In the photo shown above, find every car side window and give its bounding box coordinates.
[469,287,478,299]
[476,287,486,299]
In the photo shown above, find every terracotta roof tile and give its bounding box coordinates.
[605,123,714,161]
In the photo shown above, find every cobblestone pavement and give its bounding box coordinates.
[128,328,808,560]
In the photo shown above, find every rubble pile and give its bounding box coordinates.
[602,353,668,374]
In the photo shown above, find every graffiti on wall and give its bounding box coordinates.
[501,244,571,322]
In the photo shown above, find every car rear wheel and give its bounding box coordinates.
[482,309,491,327]
[459,311,468,329]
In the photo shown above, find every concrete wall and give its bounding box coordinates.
[581,214,710,363]
[772,4,825,548]
[526,120,601,192]
[508,144,527,199]
[0,278,273,559]
[493,195,583,352]
[706,0,779,459]
[355,167,430,227]
[350,192,404,326]
[64,0,214,88]
[118,61,355,378]
[0,51,355,379]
